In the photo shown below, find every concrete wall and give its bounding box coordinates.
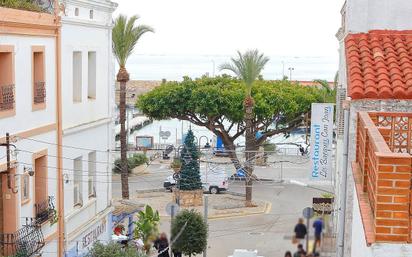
[60,0,116,253]
[0,35,56,132]
[345,0,412,33]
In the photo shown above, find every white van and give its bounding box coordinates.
[163,166,229,194]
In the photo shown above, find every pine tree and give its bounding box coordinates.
[179,130,202,190]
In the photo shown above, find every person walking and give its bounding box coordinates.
[294,218,307,245]
[313,217,324,252]
[154,232,170,257]
[293,244,306,257]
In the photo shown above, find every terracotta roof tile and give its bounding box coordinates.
[345,30,412,99]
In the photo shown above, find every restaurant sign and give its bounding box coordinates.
[82,218,107,248]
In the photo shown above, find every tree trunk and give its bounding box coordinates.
[219,133,242,170]
[119,80,129,199]
[244,96,256,207]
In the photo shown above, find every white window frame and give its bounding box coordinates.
[88,151,96,198]
[73,156,83,207]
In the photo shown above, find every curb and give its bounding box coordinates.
[136,188,165,194]
[205,200,272,220]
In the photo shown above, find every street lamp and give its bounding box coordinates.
[288,67,295,81]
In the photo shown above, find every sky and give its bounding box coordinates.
[113,0,345,81]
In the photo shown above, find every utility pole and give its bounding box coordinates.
[203,195,208,257]
[1,133,17,193]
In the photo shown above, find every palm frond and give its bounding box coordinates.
[112,14,154,68]
[219,49,269,95]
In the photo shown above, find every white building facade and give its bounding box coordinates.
[0,6,61,257]
[335,0,412,256]
[60,0,117,256]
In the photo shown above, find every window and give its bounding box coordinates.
[34,155,47,206]
[21,174,30,204]
[75,7,79,16]
[87,51,96,99]
[73,157,83,207]
[0,45,15,118]
[88,152,96,198]
[73,51,82,102]
[32,46,46,109]
[89,10,94,19]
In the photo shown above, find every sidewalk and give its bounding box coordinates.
[320,233,336,257]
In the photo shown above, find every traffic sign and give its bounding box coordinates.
[166,202,180,216]
[302,207,315,219]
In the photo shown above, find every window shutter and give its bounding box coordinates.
[336,87,347,137]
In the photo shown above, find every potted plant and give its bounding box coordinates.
[170,158,182,173]
[133,205,160,254]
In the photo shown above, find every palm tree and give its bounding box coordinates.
[220,50,269,206]
[112,15,154,199]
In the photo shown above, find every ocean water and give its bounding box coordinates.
[126,54,338,82]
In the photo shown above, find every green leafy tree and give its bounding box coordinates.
[87,242,147,257]
[137,76,324,200]
[112,15,153,199]
[133,205,160,253]
[314,79,337,103]
[171,209,207,257]
[179,130,202,190]
[219,49,269,206]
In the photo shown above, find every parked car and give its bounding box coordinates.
[163,167,229,194]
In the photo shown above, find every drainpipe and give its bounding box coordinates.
[337,104,350,257]
[54,1,65,256]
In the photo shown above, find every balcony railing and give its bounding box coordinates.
[0,218,45,257]
[355,111,412,243]
[34,196,55,225]
[33,81,46,104]
[0,84,15,111]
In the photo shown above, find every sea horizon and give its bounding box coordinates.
[126,53,339,82]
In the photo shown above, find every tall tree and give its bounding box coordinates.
[219,50,269,206]
[179,130,202,191]
[112,15,153,199]
[137,76,324,200]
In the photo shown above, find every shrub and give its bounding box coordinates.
[133,205,160,253]
[113,153,148,173]
[0,0,44,12]
[171,209,208,257]
[87,242,147,257]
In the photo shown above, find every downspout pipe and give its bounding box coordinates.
[337,105,350,257]
[54,1,65,256]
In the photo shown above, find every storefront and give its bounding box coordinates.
[65,213,112,257]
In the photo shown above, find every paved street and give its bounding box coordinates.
[112,156,334,256]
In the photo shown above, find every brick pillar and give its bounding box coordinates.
[374,156,411,242]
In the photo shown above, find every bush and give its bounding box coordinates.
[87,242,147,257]
[133,205,160,253]
[113,154,148,173]
[171,209,208,257]
[0,0,44,12]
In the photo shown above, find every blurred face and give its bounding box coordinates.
[160,233,167,240]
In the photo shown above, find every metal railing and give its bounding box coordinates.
[34,196,55,225]
[33,81,46,104]
[0,84,15,111]
[0,218,45,257]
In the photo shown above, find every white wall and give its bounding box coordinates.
[346,0,412,33]
[350,183,373,257]
[0,35,56,133]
